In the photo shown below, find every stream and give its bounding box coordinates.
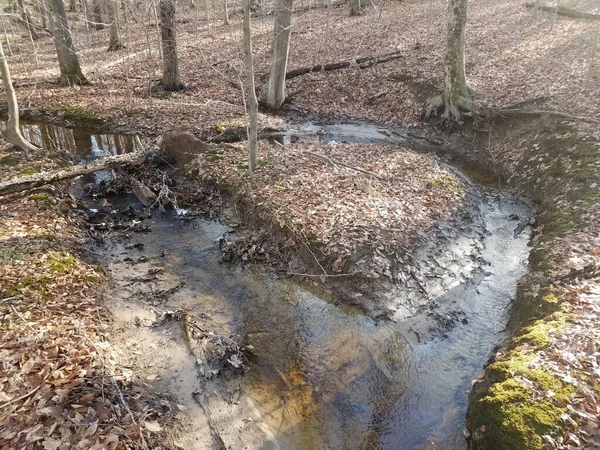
[15,120,532,450]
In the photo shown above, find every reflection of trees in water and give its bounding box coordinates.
[14,122,134,157]
[237,279,410,449]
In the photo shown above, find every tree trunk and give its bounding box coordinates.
[266,0,293,110]
[223,0,228,25]
[426,0,476,122]
[159,0,183,90]
[93,0,105,30]
[349,0,360,16]
[243,0,258,174]
[107,0,124,50]
[17,0,40,40]
[0,42,38,152]
[48,0,89,86]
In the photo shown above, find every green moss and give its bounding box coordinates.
[514,308,566,348]
[1,275,52,300]
[471,354,573,450]
[0,155,19,166]
[46,253,77,273]
[17,167,41,177]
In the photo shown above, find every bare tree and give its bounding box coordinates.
[349,0,361,16]
[243,0,258,173]
[48,0,89,86]
[426,0,479,123]
[159,0,184,90]
[266,0,293,110]
[93,0,105,30]
[107,0,124,50]
[17,0,40,40]
[0,42,38,151]
[223,0,228,25]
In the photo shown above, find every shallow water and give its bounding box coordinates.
[26,118,531,449]
[91,189,530,450]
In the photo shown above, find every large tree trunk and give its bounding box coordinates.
[266,0,293,110]
[243,0,258,174]
[349,0,360,16]
[48,0,89,86]
[17,0,40,40]
[106,0,124,50]
[426,0,478,122]
[0,42,38,152]
[159,0,183,91]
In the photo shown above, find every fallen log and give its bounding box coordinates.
[525,2,600,19]
[284,50,404,80]
[0,150,154,197]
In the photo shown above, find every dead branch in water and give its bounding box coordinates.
[0,150,155,197]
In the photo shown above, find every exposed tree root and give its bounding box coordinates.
[284,50,404,80]
[425,94,484,125]
[525,2,600,19]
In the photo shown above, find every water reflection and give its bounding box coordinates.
[16,121,135,158]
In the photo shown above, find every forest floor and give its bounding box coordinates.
[1,0,600,448]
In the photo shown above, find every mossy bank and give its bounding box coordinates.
[466,118,600,450]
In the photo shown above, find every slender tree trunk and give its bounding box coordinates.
[48,0,88,86]
[159,0,183,90]
[266,0,293,110]
[243,0,258,174]
[0,42,38,151]
[17,0,40,40]
[349,0,360,16]
[223,0,228,25]
[93,0,105,29]
[107,0,124,50]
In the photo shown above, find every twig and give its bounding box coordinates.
[285,223,327,275]
[0,385,41,410]
[301,150,386,180]
[10,305,42,338]
[285,271,361,278]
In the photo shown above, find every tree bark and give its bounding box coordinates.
[266,0,293,110]
[159,0,184,91]
[48,0,89,86]
[349,0,360,16]
[0,42,38,152]
[0,150,152,197]
[426,0,476,122]
[243,0,258,173]
[107,0,124,50]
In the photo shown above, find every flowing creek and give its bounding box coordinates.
[16,120,532,449]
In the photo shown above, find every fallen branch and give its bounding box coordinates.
[284,50,404,80]
[366,90,389,103]
[301,150,387,180]
[0,385,41,410]
[286,271,361,278]
[525,2,600,19]
[0,150,155,197]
